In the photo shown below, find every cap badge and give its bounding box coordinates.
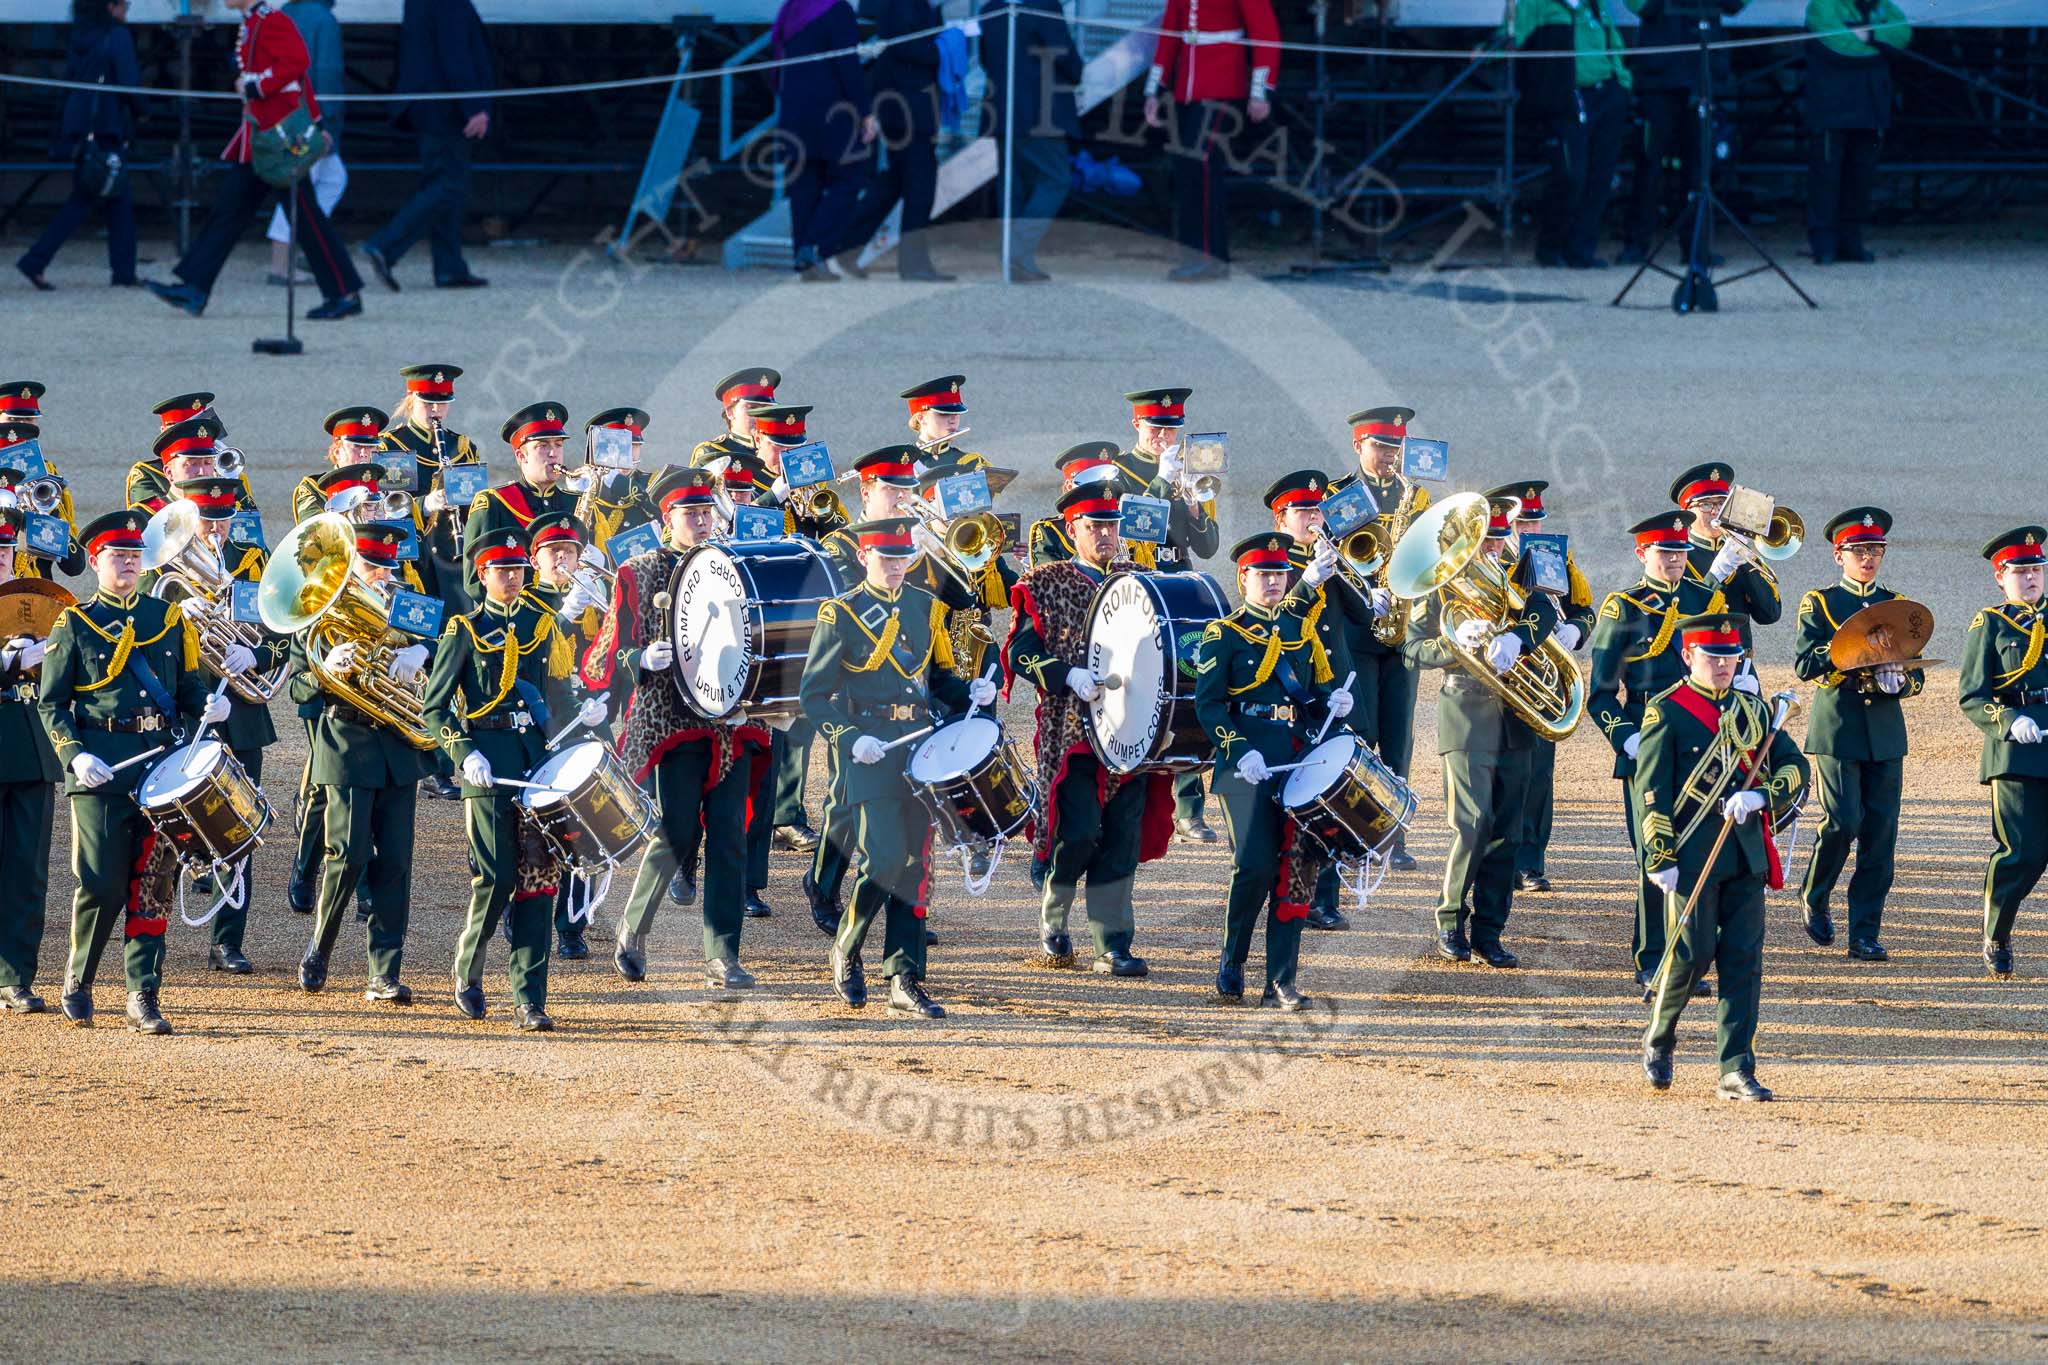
[545,409,558,423]
[503,535,517,549]
[1710,468,1722,481]
[1672,517,1685,530]
[126,517,138,530]
[197,424,211,438]
[433,372,445,383]
[1863,514,1875,527]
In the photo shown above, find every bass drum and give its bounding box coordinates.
[669,537,844,726]
[1281,734,1417,862]
[1083,570,1228,774]
[136,739,272,868]
[906,715,1037,848]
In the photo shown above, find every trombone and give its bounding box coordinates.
[1710,485,1804,575]
[1314,524,1384,593]
[140,501,288,703]
[908,498,1005,591]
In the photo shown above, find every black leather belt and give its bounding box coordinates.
[77,710,167,733]
[326,703,381,728]
[1232,703,1298,722]
[852,703,923,722]
[1999,688,2048,707]
[5,684,36,702]
[471,711,535,732]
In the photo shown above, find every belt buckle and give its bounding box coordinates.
[514,712,531,732]
[1275,706,1296,723]
[891,704,915,722]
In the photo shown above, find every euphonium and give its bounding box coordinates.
[1370,474,1422,647]
[1385,492,1585,742]
[141,500,288,704]
[256,512,436,748]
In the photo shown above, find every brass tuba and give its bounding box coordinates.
[1386,492,1585,741]
[257,512,436,749]
[142,500,288,703]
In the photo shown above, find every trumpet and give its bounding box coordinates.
[213,445,245,481]
[141,501,288,703]
[1176,466,1222,504]
[915,426,969,454]
[19,476,64,516]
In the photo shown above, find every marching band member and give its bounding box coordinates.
[690,368,780,468]
[1115,388,1220,572]
[1491,480,1594,894]
[0,508,60,1012]
[292,408,391,523]
[1004,484,1175,975]
[1028,442,1148,569]
[1402,495,1558,968]
[378,362,483,614]
[1331,405,1426,872]
[132,391,232,514]
[0,381,83,579]
[584,469,769,989]
[293,523,433,1005]
[1637,612,1808,1100]
[799,515,982,1018]
[462,401,577,588]
[1957,525,2048,980]
[575,407,659,554]
[1669,462,1785,661]
[900,374,989,472]
[1794,508,1923,962]
[524,511,608,960]
[746,402,846,540]
[41,510,229,1033]
[0,437,78,581]
[430,527,600,1029]
[1194,532,1349,1008]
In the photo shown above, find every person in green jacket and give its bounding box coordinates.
[689,367,780,469]
[1792,507,1923,961]
[1956,525,2048,979]
[1803,0,1910,263]
[0,510,63,1013]
[460,401,576,596]
[1514,0,1632,266]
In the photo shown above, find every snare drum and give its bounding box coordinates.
[519,739,657,871]
[670,538,844,725]
[1084,570,1229,774]
[906,715,1037,848]
[1281,735,1417,862]
[136,740,272,868]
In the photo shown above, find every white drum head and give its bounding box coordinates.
[1085,575,1165,771]
[1282,736,1359,808]
[908,716,1000,783]
[674,546,750,718]
[139,739,223,806]
[522,739,606,809]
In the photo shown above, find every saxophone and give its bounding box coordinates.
[1371,474,1422,647]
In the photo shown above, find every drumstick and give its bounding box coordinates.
[107,745,167,776]
[1094,674,1123,691]
[1313,670,1357,745]
[1263,761,1313,775]
[879,725,934,753]
[489,777,551,791]
[545,691,608,752]
[965,665,997,722]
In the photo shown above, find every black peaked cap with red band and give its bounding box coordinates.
[154,416,224,464]
[1124,387,1191,428]
[174,476,242,521]
[652,466,719,512]
[1984,526,2048,568]
[1263,469,1331,510]
[858,445,923,488]
[527,511,587,551]
[1232,533,1295,571]
[1825,506,1892,549]
[1631,511,1695,551]
[1485,480,1548,521]
[398,363,463,402]
[1669,461,1734,508]
[1058,484,1123,522]
[901,375,967,416]
[1347,406,1414,444]
[501,401,570,447]
[714,368,780,405]
[586,406,651,437]
[0,381,45,421]
[81,510,148,556]
[152,390,217,428]
[849,516,918,556]
[1676,612,1750,656]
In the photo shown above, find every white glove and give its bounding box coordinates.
[1326,688,1354,719]
[1649,866,1679,895]
[219,643,258,676]
[1369,587,1395,619]
[2011,715,2043,745]
[1552,621,1582,653]
[768,476,790,503]
[1708,543,1745,583]
[70,752,112,789]
[1065,667,1100,703]
[640,640,674,672]
[1721,789,1768,825]
[421,487,449,516]
[325,639,359,674]
[461,751,495,788]
[1454,619,1491,651]
[1156,447,1183,483]
[1302,539,1338,587]
[1486,633,1523,674]
[576,697,609,730]
[389,643,429,685]
[1,635,44,670]
[851,735,886,765]
[562,578,606,617]
[1875,663,1906,695]
[1623,733,1642,761]
[1732,671,1761,696]
[1235,750,1271,785]
[968,676,999,707]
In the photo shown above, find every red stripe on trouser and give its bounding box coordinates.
[294,181,347,294]
[1273,809,1308,920]
[126,829,166,938]
[912,821,934,919]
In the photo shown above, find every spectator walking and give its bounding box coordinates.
[16,0,141,291]
[773,0,874,282]
[981,0,1082,282]
[836,0,952,280]
[267,0,348,285]
[360,0,493,290]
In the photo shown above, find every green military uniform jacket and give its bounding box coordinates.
[1588,573,1735,778]
[1684,536,1783,626]
[689,432,752,468]
[522,581,596,734]
[1632,679,1808,882]
[578,469,657,556]
[1330,471,1431,662]
[139,542,285,754]
[287,631,436,787]
[796,580,971,805]
[1285,543,1368,685]
[1793,579,1924,761]
[1194,597,1336,768]
[378,417,483,594]
[0,649,59,784]
[1400,566,1558,755]
[1112,450,1219,570]
[464,480,577,564]
[423,594,559,796]
[1958,594,2048,784]
[39,588,210,796]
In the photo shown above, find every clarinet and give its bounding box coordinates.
[431,414,466,539]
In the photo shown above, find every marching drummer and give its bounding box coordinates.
[799,515,989,1018]
[1194,533,1350,1010]
[691,368,780,469]
[0,507,61,1013]
[39,510,231,1034]
[1004,484,1175,977]
[524,510,608,961]
[581,467,770,990]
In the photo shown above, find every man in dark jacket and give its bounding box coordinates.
[1620,0,1746,263]
[1803,0,1910,263]
[837,0,952,281]
[361,0,494,290]
[775,0,874,281]
[981,0,1082,281]
[17,0,141,290]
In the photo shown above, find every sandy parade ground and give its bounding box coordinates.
[4,217,2048,1360]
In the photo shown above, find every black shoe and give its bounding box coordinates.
[288,877,315,914]
[126,990,171,1035]
[773,822,821,852]
[1837,246,1876,263]
[1717,1067,1772,1101]
[1216,961,1245,1000]
[557,929,590,961]
[146,279,206,315]
[1260,981,1310,1012]
[17,263,53,291]
[1810,247,1837,265]
[1011,264,1051,283]
[1803,905,1836,947]
[615,933,646,982]
[1643,1043,1673,1090]
[1388,848,1417,872]
[425,775,461,801]
[705,957,756,989]
[516,1003,554,1031]
[60,980,91,1026]
[1617,242,1650,265]
[1041,931,1075,966]
[670,864,698,907]
[1471,940,1520,969]
[804,873,840,938]
[1307,905,1351,931]
[306,293,362,320]
[0,984,45,1012]
[1092,950,1149,978]
[1174,816,1219,845]
[1533,249,1567,268]
[744,891,773,919]
[887,974,945,1018]
[1693,977,1713,999]
[924,928,938,946]
[1436,928,1472,963]
[298,951,329,993]
[454,982,486,1020]
[968,844,993,880]
[208,944,253,974]
[435,274,489,288]
[832,946,867,1008]
[361,241,400,291]
[1846,936,1889,962]
[1515,870,1551,893]
[363,977,412,1004]
[1986,940,2014,978]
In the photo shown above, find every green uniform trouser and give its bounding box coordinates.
[837,794,931,982]
[1042,755,1144,956]
[1214,771,1305,990]
[291,729,327,892]
[1801,755,1902,942]
[619,768,679,939]
[1174,769,1206,823]
[1438,748,1531,942]
[0,779,54,990]
[746,730,777,892]
[1355,648,1418,777]
[195,748,262,950]
[66,793,171,994]
[308,782,416,982]
[809,743,856,904]
[1624,779,1664,976]
[1647,868,1765,1075]
[652,740,749,962]
[1515,738,1558,878]
[1983,776,2048,945]
[772,717,815,827]
[451,792,550,1008]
